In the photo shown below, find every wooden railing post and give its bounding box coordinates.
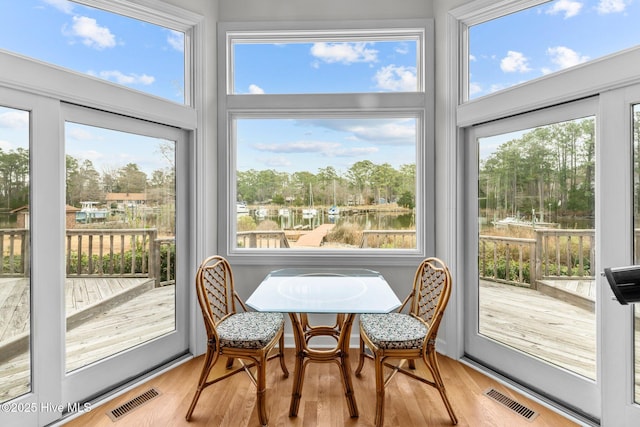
[150,230,160,287]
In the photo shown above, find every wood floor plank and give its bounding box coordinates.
[62,350,580,427]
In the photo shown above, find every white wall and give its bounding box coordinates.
[218,0,433,21]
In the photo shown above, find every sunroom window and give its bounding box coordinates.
[1,0,187,104]
[220,22,433,255]
[466,0,640,100]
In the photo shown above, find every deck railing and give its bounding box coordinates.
[0,228,176,286]
[237,231,290,248]
[479,235,537,286]
[360,230,416,248]
[63,229,176,287]
[479,228,595,287]
[0,228,28,276]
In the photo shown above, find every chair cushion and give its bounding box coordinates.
[360,313,427,350]
[217,312,284,349]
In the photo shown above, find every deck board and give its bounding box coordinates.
[0,283,175,401]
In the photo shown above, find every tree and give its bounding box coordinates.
[346,160,375,204]
[115,163,147,193]
[398,191,415,209]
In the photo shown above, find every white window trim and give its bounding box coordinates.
[217,20,434,266]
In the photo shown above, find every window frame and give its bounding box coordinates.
[0,1,201,421]
[217,20,434,265]
[449,0,640,425]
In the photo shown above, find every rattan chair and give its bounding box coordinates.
[355,257,458,426]
[185,255,288,426]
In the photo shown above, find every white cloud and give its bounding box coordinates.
[469,82,483,96]
[264,156,292,167]
[254,141,342,154]
[500,51,531,73]
[546,0,583,18]
[310,42,378,64]
[68,16,116,49]
[67,126,96,141]
[248,84,265,94]
[349,122,415,144]
[0,140,14,151]
[254,141,379,158]
[167,30,184,52]
[75,150,105,163]
[394,43,409,55]
[43,0,74,14]
[547,46,590,69]
[469,54,477,62]
[0,111,29,129]
[374,65,417,92]
[89,70,155,85]
[597,0,629,14]
[299,118,415,146]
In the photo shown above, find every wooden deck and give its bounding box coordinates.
[0,278,175,402]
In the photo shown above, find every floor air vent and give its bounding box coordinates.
[484,388,539,422]
[106,388,161,422]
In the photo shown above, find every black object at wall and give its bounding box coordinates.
[604,265,640,305]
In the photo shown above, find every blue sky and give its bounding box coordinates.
[469,0,640,98]
[0,0,185,102]
[236,118,417,175]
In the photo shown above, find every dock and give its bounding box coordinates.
[292,224,335,247]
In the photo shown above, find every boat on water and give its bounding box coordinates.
[328,180,340,216]
[493,215,557,228]
[237,202,249,215]
[303,183,317,218]
[76,201,109,223]
[302,208,317,218]
[255,206,268,218]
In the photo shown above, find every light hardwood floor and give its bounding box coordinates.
[63,349,580,427]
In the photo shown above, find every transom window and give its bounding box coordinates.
[1,0,186,104]
[467,0,640,100]
[220,22,433,256]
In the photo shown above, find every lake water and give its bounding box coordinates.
[253,209,415,230]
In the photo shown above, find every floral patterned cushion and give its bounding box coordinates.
[217,312,284,349]
[360,312,427,349]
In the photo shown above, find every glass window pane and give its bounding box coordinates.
[232,38,419,94]
[64,122,175,372]
[234,117,417,250]
[469,0,640,100]
[1,0,185,103]
[0,106,31,402]
[477,116,596,379]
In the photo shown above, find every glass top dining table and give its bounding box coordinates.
[246,267,401,419]
[245,267,401,314]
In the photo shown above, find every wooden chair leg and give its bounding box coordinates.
[278,333,289,377]
[289,350,307,417]
[425,350,458,425]
[374,355,385,427]
[185,348,218,421]
[355,338,366,376]
[225,357,234,369]
[256,357,268,427]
